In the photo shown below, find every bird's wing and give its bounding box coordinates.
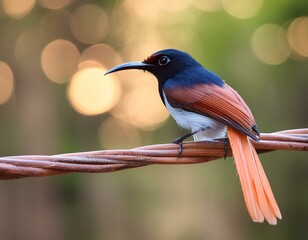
[163,83,259,140]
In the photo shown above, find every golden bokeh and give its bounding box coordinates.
[41,39,80,84]
[38,0,71,9]
[222,0,263,19]
[98,117,141,149]
[0,61,14,105]
[71,4,109,44]
[287,17,308,58]
[251,24,290,65]
[111,76,169,130]
[2,0,36,19]
[78,60,104,70]
[67,68,121,116]
[80,44,123,69]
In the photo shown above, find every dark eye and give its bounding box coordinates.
[158,56,170,66]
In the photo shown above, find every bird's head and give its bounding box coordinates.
[105,49,201,84]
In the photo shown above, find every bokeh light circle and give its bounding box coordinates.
[0,61,14,105]
[287,17,308,57]
[71,4,109,44]
[251,24,291,65]
[78,60,104,70]
[2,0,36,19]
[67,68,121,116]
[80,44,123,69]
[41,39,80,84]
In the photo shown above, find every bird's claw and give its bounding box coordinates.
[172,139,183,157]
[212,137,229,159]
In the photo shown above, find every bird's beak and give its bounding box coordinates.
[104,61,155,75]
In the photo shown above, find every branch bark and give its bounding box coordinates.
[0,128,307,180]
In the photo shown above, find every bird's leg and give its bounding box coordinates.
[172,128,207,157]
[172,132,194,144]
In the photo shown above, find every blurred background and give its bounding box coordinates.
[0,0,307,239]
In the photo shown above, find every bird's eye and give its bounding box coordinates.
[158,56,170,66]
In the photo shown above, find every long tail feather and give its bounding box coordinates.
[227,127,282,225]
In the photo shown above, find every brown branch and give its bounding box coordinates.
[0,128,307,180]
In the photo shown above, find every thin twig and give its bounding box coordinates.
[0,129,307,180]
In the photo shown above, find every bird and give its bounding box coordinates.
[105,49,282,225]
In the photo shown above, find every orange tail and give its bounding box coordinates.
[227,127,282,225]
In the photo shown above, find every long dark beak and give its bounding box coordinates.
[104,62,155,75]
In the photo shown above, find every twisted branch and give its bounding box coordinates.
[0,128,307,180]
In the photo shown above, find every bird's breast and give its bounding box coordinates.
[162,92,226,140]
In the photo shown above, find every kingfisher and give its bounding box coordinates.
[105,49,282,224]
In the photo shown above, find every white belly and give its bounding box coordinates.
[163,92,226,141]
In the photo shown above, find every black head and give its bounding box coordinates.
[105,49,202,83]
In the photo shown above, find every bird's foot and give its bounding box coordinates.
[213,137,229,159]
[172,128,209,158]
[172,138,184,157]
[172,132,196,157]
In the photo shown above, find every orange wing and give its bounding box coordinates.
[164,83,259,140]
